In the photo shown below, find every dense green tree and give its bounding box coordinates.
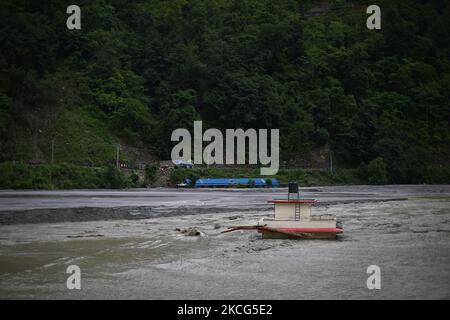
[368,157,388,185]
[0,0,449,184]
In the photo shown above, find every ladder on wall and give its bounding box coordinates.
[288,182,301,221]
[295,202,301,221]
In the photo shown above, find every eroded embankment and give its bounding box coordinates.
[0,198,407,225]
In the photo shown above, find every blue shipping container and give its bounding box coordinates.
[195,178,279,188]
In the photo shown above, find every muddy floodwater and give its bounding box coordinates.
[0,185,449,299]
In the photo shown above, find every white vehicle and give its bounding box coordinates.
[176,179,192,188]
[173,159,193,168]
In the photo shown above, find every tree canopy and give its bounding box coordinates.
[0,0,449,183]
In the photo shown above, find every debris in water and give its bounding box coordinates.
[176,227,201,236]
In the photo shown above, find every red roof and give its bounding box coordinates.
[266,227,342,234]
[268,199,317,204]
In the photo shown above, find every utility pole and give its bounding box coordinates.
[116,144,120,169]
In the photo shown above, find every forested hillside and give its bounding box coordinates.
[1,0,449,185]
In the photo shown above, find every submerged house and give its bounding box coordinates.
[222,182,343,239]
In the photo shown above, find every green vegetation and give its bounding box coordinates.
[368,157,388,184]
[102,165,130,189]
[0,0,449,188]
[0,162,136,189]
[144,164,158,185]
[423,166,450,185]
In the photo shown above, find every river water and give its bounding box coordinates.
[0,186,449,299]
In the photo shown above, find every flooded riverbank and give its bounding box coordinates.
[0,186,449,299]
